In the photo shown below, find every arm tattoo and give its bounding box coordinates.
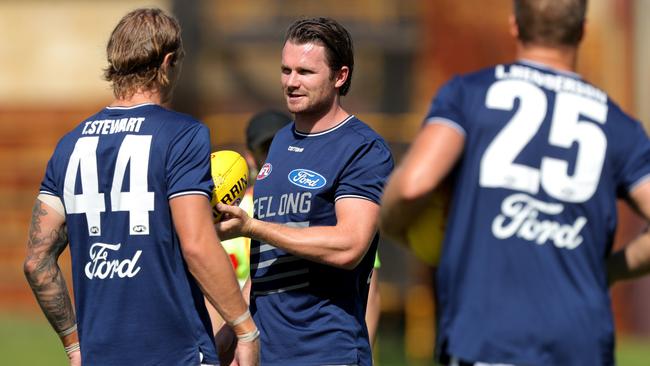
[24,200,76,333]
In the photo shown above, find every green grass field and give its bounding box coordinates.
[1,312,649,365]
[0,313,69,365]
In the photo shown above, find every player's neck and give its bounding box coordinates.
[517,43,578,73]
[294,103,350,134]
[110,89,164,108]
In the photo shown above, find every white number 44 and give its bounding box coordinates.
[63,135,154,236]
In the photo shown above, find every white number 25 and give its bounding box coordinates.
[480,79,608,203]
[63,135,154,236]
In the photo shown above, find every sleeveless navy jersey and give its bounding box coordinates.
[250,115,393,365]
[427,60,650,366]
[40,103,218,365]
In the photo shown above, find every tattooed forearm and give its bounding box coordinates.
[26,260,76,331]
[24,200,76,333]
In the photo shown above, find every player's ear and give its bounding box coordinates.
[578,18,587,43]
[508,14,519,39]
[334,66,349,90]
[162,52,174,70]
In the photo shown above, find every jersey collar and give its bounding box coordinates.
[517,59,581,78]
[294,115,355,137]
[105,102,156,110]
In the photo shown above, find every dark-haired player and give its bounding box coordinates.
[216,17,393,365]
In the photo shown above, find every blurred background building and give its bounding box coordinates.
[1,0,649,364]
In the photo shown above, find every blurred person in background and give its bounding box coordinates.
[23,8,258,366]
[214,17,393,366]
[381,0,650,365]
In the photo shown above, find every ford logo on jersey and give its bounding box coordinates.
[288,169,327,189]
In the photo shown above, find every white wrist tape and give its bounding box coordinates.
[229,309,251,327]
[64,342,80,355]
[236,328,260,343]
[58,324,77,337]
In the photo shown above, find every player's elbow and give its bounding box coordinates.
[332,254,360,270]
[23,258,37,278]
[180,242,206,265]
[23,256,50,285]
[178,227,215,263]
[331,245,366,270]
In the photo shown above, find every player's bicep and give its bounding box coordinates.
[335,197,380,248]
[26,199,68,265]
[395,121,464,200]
[170,194,216,251]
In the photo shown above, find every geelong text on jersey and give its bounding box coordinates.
[254,192,312,219]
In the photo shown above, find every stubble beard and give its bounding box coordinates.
[286,91,336,122]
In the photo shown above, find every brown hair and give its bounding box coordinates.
[103,8,184,100]
[514,0,587,47]
[285,17,354,96]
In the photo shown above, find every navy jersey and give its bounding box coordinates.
[427,60,650,365]
[40,103,218,365]
[250,115,393,365]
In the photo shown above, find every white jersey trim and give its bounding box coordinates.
[334,194,378,203]
[105,102,155,110]
[629,172,650,193]
[425,117,467,137]
[294,115,355,137]
[37,193,65,217]
[168,190,210,200]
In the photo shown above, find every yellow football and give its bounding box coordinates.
[210,150,249,222]
[406,181,451,266]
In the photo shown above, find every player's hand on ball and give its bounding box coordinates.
[214,203,253,240]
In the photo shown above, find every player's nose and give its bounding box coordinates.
[284,71,300,89]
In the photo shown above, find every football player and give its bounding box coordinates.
[215,17,394,366]
[24,8,258,366]
[381,0,650,365]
